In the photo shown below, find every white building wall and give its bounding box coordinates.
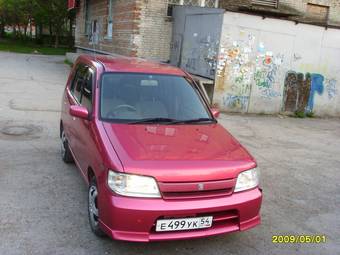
[214,11,340,116]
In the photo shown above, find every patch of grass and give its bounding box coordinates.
[0,39,73,55]
[64,59,73,67]
[293,111,315,118]
[306,111,315,118]
[294,111,306,118]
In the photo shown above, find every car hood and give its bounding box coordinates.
[103,123,256,182]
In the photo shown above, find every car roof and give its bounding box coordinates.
[79,54,186,76]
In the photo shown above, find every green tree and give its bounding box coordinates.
[0,0,72,47]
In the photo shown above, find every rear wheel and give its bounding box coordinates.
[60,129,74,163]
[88,177,106,237]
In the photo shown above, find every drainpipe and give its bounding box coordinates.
[107,0,113,39]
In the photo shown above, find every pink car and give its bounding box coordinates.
[60,55,262,242]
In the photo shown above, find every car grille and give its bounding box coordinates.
[158,179,235,200]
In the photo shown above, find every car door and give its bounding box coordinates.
[75,66,96,177]
[66,64,87,157]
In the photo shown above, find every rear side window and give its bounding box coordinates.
[71,65,87,103]
[70,64,94,112]
[81,68,94,111]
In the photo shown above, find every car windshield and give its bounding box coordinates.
[100,73,213,124]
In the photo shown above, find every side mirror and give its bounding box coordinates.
[210,107,220,119]
[70,105,89,119]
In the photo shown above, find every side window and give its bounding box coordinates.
[81,68,94,111]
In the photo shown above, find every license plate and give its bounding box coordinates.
[156,216,213,232]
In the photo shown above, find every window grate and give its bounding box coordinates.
[167,0,219,16]
[183,0,200,6]
[205,0,217,8]
[252,0,278,8]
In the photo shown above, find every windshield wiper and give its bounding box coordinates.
[128,117,179,124]
[172,118,216,124]
[128,117,216,125]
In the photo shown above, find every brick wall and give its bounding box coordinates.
[75,0,141,57]
[219,0,340,26]
[138,0,172,61]
[75,0,172,61]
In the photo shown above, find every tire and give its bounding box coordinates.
[60,128,74,163]
[88,177,106,237]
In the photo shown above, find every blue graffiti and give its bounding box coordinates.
[261,88,281,99]
[222,94,249,111]
[307,74,324,112]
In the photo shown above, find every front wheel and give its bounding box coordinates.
[88,178,106,237]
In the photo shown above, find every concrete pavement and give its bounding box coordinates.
[0,52,339,255]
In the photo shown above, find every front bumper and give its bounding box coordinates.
[98,187,262,242]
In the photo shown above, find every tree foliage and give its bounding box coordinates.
[0,0,73,48]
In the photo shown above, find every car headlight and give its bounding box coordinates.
[234,168,259,192]
[107,170,161,198]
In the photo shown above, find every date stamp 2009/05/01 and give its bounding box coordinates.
[272,235,326,244]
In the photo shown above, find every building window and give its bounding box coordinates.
[251,0,278,8]
[167,0,219,17]
[306,3,329,22]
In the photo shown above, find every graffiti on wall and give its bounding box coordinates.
[222,94,249,111]
[216,33,288,112]
[284,72,307,112]
[325,78,338,100]
[254,49,284,99]
[214,30,339,114]
[307,74,324,112]
[283,72,326,113]
[216,32,256,112]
